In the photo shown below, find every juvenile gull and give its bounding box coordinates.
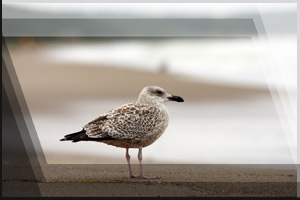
[60,86,184,179]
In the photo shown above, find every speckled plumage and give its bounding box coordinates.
[83,102,169,148]
[60,86,183,179]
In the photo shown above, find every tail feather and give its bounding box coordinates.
[60,129,114,142]
[60,130,87,142]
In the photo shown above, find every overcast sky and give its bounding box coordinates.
[3,3,296,18]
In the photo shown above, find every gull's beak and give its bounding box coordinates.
[167,95,184,102]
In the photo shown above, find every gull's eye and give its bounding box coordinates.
[156,90,163,95]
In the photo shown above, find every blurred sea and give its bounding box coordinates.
[45,37,296,90]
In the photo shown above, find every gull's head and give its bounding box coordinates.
[138,86,184,104]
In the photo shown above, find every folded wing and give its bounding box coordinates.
[84,103,161,141]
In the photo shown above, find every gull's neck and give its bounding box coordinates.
[137,97,164,107]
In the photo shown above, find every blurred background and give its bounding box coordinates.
[3,3,297,166]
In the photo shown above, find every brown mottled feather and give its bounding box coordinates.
[83,103,163,142]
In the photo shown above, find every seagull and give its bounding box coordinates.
[60,86,184,179]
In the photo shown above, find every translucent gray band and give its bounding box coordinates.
[3,19,258,37]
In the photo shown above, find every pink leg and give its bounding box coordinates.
[137,148,160,179]
[125,148,137,178]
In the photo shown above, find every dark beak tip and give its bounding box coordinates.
[168,95,184,102]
